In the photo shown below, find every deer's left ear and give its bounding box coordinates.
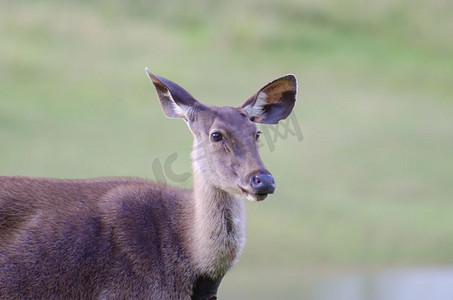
[240,74,298,124]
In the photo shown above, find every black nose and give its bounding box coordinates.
[250,171,275,194]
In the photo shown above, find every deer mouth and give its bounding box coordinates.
[250,193,269,201]
[239,186,269,202]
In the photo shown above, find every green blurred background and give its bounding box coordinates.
[1,0,453,298]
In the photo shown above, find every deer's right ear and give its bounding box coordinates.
[145,68,202,120]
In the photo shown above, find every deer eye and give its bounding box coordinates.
[256,131,262,140]
[211,132,223,142]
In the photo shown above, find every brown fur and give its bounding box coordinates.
[0,177,194,299]
[0,71,297,299]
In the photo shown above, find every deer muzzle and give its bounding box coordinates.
[240,171,275,201]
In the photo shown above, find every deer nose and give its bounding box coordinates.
[250,171,275,194]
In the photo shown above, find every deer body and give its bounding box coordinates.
[0,70,297,299]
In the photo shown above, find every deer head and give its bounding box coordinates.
[146,69,297,201]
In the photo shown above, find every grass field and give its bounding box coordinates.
[1,0,453,298]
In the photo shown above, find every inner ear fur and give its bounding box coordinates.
[241,74,298,124]
[145,68,205,120]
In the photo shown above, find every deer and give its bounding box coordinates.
[0,69,298,300]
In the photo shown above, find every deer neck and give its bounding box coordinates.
[187,159,246,278]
